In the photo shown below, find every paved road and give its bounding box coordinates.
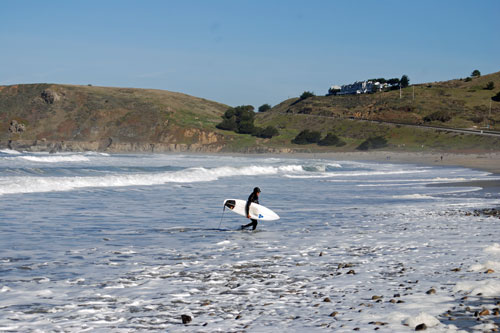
[278,112,500,138]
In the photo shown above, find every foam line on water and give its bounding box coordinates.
[0,164,305,195]
[5,155,91,163]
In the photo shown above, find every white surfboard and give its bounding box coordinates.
[223,199,280,221]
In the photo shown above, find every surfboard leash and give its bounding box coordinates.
[217,205,226,229]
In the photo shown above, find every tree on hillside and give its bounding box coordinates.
[387,78,400,88]
[492,91,500,102]
[318,133,346,147]
[216,105,280,139]
[400,75,410,88]
[485,82,495,90]
[258,104,271,112]
[300,91,315,100]
[255,126,279,138]
[471,69,481,77]
[291,130,321,144]
[216,105,255,133]
[356,136,388,151]
[368,78,387,84]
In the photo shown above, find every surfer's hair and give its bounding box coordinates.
[253,187,261,193]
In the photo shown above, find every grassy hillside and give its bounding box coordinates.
[2,71,500,154]
[0,84,230,151]
[268,71,500,130]
[251,71,500,152]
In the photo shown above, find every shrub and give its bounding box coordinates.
[292,130,321,144]
[464,77,472,82]
[216,105,255,132]
[252,126,279,138]
[300,91,315,100]
[258,104,271,112]
[356,136,388,151]
[216,117,237,131]
[400,75,410,88]
[423,110,452,122]
[492,91,500,102]
[485,81,495,90]
[318,133,346,146]
[237,121,255,134]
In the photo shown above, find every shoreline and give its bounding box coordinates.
[217,151,500,175]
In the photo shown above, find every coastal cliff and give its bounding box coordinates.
[0,84,229,153]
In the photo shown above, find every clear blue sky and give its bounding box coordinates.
[1,0,499,108]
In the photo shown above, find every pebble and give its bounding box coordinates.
[323,297,331,302]
[415,323,427,331]
[181,314,192,324]
[371,295,383,300]
[329,311,338,317]
[426,288,436,295]
[347,269,356,275]
[478,309,490,316]
[486,269,495,274]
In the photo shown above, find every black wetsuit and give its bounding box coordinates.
[242,191,259,230]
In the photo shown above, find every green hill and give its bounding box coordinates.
[2,71,500,154]
[0,84,230,152]
[268,71,500,129]
[252,71,500,152]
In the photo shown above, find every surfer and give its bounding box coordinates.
[241,187,261,230]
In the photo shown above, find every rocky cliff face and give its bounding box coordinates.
[0,84,230,153]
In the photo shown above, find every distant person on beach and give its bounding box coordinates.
[241,187,261,230]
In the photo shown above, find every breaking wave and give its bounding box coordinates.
[5,155,91,163]
[0,164,308,195]
[0,149,21,155]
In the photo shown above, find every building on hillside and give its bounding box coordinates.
[328,81,388,95]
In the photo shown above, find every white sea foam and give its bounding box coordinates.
[484,243,500,254]
[11,155,91,163]
[403,312,440,329]
[454,280,500,296]
[0,149,21,155]
[469,260,500,272]
[288,169,428,179]
[392,194,435,199]
[0,164,307,195]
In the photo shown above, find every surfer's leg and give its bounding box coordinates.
[251,219,257,230]
[241,222,252,229]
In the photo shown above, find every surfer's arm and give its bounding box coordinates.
[245,200,250,218]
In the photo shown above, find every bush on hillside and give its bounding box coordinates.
[300,91,315,100]
[471,69,481,77]
[217,105,255,133]
[258,104,271,112]
[292,130,321,144]
[423,110,452,122]
[254,126,279,138]
[318,133,346,146]
[237,121,255,134]
[485,81,495,90]
[356,136,388,151]
[216,117,238,131]
[400,75,410,88]
[492,91,500,102]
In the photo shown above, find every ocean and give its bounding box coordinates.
[0,151,499,332]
